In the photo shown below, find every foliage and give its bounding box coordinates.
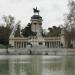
[2,15,15,36]
[21,23,36,37]
[14,21,21,37]
[0,15,15,46]
[48,26,61,37]
[0,26,11,45]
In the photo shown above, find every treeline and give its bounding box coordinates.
[0,26,10,45]
[0,15,20,46]
[48,26,61,37]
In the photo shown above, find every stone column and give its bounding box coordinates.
[59,41,60,48]
[20,41,22,48]
[17,42,18,48]
[58,41,60,48]
[19,42,21,48]
[74,40,75,48]
[18,42,19,48]
[53,41,54,48]
[24,42,26,48]
[14,41,16,48]
[49,42,51,48]
[49,42,50,48]
[54,41,55,48]
[22,42,23,48]
[55,41,56,48]
[51,41,52,48]
[52,41,53,48]
[57,41,59,48]
[56,41,58,48]
[23,42,24,48]
[46,42,47,47]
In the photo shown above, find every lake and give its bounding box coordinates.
[0,55,75,75]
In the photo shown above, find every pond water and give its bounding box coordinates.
[0,55,75,75]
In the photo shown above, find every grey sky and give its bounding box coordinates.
[0,0,69,29]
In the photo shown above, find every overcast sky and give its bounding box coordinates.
[0,0,70,29]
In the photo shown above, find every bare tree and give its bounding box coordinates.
[64,0,75,31]
[2,15,15,53]
[64,0,75,48]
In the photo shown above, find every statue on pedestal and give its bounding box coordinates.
[33,7,40,15]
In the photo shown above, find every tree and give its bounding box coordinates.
[14,21,21,37]
[64,0,75,31]
[2,15,15,37]
[64,0,75,48]
[0,26,11,45]
[48,26,61,37]
[21,23,36,37]
[2,15,15,52]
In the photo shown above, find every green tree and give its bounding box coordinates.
[48,26,61,37]
[21,23,36,37]
[14,21,21,37]
[1,15,15,52]
[0,26,11,45]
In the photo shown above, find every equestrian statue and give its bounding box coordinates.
[33,7,40,15]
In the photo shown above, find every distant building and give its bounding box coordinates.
[9,8,75,49]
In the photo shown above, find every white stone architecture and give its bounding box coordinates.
[9,8,75,49]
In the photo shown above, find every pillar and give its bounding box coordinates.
[17,42,18,48]
[53,41,55,48]
[49,42,51,48]
[49,42,50,48]
[24,42,26,48]
[14,41,16,48]
[55,41,56,48]
[56,41,58,48]
[50,41,52,48]
[18,42,19,48]
[23,42,24,48]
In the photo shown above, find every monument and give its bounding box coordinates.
[28,7,45,47]
[9,7,75,50]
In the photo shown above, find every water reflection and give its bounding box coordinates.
[0,60,9,75]
[64,56,75,75]
[0,55,75,75]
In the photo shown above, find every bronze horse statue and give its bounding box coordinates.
[33,7,40,15]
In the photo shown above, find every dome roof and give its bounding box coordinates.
[31,15,42,20]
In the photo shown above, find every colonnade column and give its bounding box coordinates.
[17,42,19,48]
[14,42,16,48]
[49,42,51,48]
[54,41,56,48]
[48,42,50,48]
[23,42,24,48]
[14,41,62,48]
[14,41,27,48]
[59,41,61,48]
[54,42,56,48]
[45,41,62,48]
